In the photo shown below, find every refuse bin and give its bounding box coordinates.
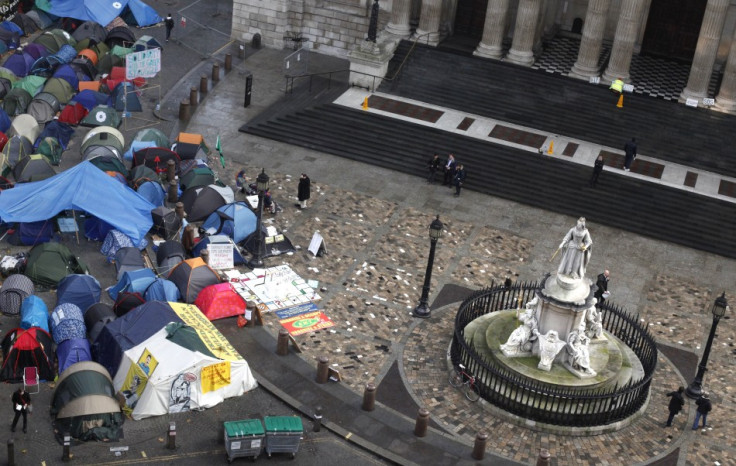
[224,419,265,463]
[264,416,303,459]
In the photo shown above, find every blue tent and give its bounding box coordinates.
[201,202,257,244]
[91,301,182,378]
[50,302,87,344]
[109,82,142,112]
[52,64,79,90]
[84,217,115,242]
[36,0,162,28]
[35,120,75,149]
[0,107,11,133]
[72,89,110,111]
[56,274,101,313]
[0,161,154,247]
[137,180,165,207]
[3,51,34,77]
[20,296,50,333]
[144,278,181,302]
[108,268,156,300]
[56,338,92,374]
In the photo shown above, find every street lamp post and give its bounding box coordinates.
[247,168,270,269]
[686,292,728,399]
[412,215,444,318]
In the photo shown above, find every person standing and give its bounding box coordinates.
[665,386,685,427]
[623,137,637,171]
[443,154,456,186]
[590,155,604,187]
[297,173,311,209]
[427,154,441,184]
[11,387,31,433]
[594,270,610,306]
[453,164,466,197]
[165,14,174,42]
[692,392,712,430]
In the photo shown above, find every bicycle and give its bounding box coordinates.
[448,364,480,402]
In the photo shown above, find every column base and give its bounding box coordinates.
[473,42,504,60]
[414,29,440,47]
[505,49,534,67]
[385,22,412,38]
[601,69,629,84]
[715,96,736,113]
[679,88,707,105]
[569,62,600,80]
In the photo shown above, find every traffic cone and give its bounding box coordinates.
[547,140,554,155]
[362,97,369,110]
[616,94,623,108]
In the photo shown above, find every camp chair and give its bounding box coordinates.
[23,366,40,393]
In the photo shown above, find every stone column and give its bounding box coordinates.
[715,27,736,112]
[415,0,443,46]
[602,0,646,83]
[505,0,543,66]
[680,0,729,102]
[386,0,412,37]
[474,0,510,59]
[570,0,611,79]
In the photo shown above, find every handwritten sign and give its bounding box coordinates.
[208,243,234,270]
[200,361,231,393]
[126,49,161,79]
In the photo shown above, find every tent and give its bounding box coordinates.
[0,77,11,100]
[114,292,146,317]
[0,326,55,382]
[100,229,135,262]
[13,154,56,182]
[50,302,87,344]
[52,63,80,89]
[128,164,158,189]
[42,76,75,104]
[97,52,123,75]
[37,0,160,29]
[168,258,220,303]
[26,10,56,30]
[84,303,116,342]
[27,92,61,123]
[133,147,180,175]
[180,166,215,191]
[132,127,168,148]
[12,74,46,95]
[151,206,181,241]
[20,296,50,332]
[8,113,40,142]
[56,338,92,374]
[56,274,101,313]
[81,105,120,128]
[192,235,247,265]
[0,161,154,246]
[87,153,128,177]
[2,87,32,116]
[24,242,90,289]
[201,202,258,244]
[0,107,10,133]
[81,125,124,155]
[34,29,74,54]
[0,274,35,316]
[144,278,180,302]
[22,44,49,61]
[194,283,246,321]
[70,56,97,81]
[11,14,38,36]
[133,35,162,52]
[0,135,33,173]
[137,180,165,207]
[58,102,89,125]
[3,51,33,77]
[122,0,163,27]
[180,185,235,222]
[114,247,144,281]
[112,319,257,420]
[92,301,184,378]
[155,240,186,276]
[6,219,54,246]
[71,21,107,44]
[109,81,142,112]
[36,137,64,165]
[172,132,209,160]
[51,361,124,441]
[105,27,136,49]
[108,268,156,301]
[73,89,109,111]
[36,120,75,149]
[243,225,297,257]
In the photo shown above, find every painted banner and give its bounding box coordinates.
[169,302,242,361]
[280,311,334,336]
[274,302,320,319]
[200,361,231,394]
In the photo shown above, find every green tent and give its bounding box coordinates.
[25,242,89,289]
[97,52,123,75]
[37,137,63,165]
[81,105,121,128]
[180,167,215,191]
[33,29,75,54]
[0,67,18,83]
[11,75,46,96]
[128,164,158,189]
[133,128,169,148]
[13,154,56,182]
[1,87,32,116]
[110,45,134,58]
[42,77,75,105]
[88,154,129,178]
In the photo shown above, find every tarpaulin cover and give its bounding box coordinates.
[0,161,154,246]
[35,0,162,28]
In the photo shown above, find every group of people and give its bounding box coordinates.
[589,137,637,188]
[665,386,713,430]
[427,153,467,196]
[235,170,311,214]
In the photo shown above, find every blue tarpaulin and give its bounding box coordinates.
[20,296,50,333]
[35,0,162,28]
[0,161,154,246]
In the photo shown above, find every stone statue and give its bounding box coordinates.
[557,217,592,279]
[533,329,566,371]
[567,331,595,375]
[584,302,603,339]
[500,297,539,357]
[367,0,379,42]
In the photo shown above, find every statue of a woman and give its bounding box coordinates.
[557,217,592,279]
[500,298,538,357]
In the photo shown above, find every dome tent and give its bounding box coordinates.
[24,242,90,289]
[168,257,220,303]
[20,295,49,332]
[0,326,54,382]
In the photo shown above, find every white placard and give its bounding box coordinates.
[246,195,259,209]
[125,48,162,79]
[685,98,699,108]
[702,98,715,106]
[208,243,234,270]
[622,84,634,92]
[230,441,241,450]
[308,232,324,256]
[588,76,600,84]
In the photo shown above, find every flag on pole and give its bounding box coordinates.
[216,135,225,168]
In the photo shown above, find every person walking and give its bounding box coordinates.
[692,392,712,430]
[297,173,311,209]
[623,138,637,171]
[427,154,441,184]
[443,154,456,186]
[594,270,610,306]
[590,155,604,187]
[165,14,174,42]
[665,386,685,427]
[11,387,31,433]
[453,164,466,197]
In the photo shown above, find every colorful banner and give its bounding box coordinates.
[169,302,243,361]
[280,311,334,336]
[137,348,158,377]
[200,361,231,394]
[275,302,320,319]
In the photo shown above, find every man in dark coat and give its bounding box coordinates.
[623,137,637,171]
[594,270,610,307]
[297,173,311,209]
[665,386,685,427]
[427,154,441,184]
[443,154,456,186]
[165,14,174,42]
[692,392,712,430]
[453,164,466,196]
[590,155,604,187]
[11,387,31,433]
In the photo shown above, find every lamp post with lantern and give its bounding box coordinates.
[247,168,270,269]
[686,292,729,399]
[412,215,444,318]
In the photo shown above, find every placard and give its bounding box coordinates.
[308,232,324,256]
[125,48,161,79]
[208,243,234,270]
[279,311,334,336]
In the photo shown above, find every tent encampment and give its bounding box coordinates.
[0,326,55,382]
[194,283,246,321]
[56,274,101,313]
[168,258,220,303]
[24,242,90,289]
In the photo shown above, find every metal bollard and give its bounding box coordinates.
[362,383,376,411]
[200,249,209,265]
[168,179,178,203]
[225,53,232,72]
[212,63,220,82]
[183,225,196,252]
[472,431,488,460]
[536,448,551,466]
[167,422,176,450]
[238,42,245,58]
[175,202,186,220]
[62,433,71,462]
[7,439,14,466]
[189,86,198,107]
[167,159,176,182]
[178,99,190,120]
[276,328,289,355]
[414,408,429,437]
[313,406,323,432]
[200,75,208,93]
[315,356,329,384]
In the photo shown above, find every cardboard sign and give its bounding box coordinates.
[208,242,234,270]
[280,311,334,336]
[275,302,320,319]
[125,48,161,79]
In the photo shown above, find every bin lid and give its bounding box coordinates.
[264,416,303,433]
[224,419,264,437]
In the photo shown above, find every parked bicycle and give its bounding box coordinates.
[448,364,480,402]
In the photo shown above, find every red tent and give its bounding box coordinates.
[58,102,89,125]
[0,327,55,382]
[194,282,246,320]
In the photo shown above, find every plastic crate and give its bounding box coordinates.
[224,419,264,463]
[264,416,303,458]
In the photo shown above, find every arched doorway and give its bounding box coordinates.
[453,0,489,39]
[640,0,707,62]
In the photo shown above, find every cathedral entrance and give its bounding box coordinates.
[640,0,707,63]
[453,0,489,39]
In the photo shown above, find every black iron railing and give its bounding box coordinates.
[450,280,657,427]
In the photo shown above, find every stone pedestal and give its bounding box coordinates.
[537,274,594,341]
[348,38,397,91]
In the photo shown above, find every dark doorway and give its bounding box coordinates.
[454,0,489,39]
[640,0,707,63]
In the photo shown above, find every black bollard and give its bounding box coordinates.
[189,86,198,107]
[212,63,220,82]
[200,75,208,93]
[167,159,176,182]
[316,356,329,384]
[313,406,323,432]
[62,433,71,462]
[178,99,190,120]
[414,408,429,437]
[536,448,551,466]
[225,54,232,72]
[167,422,176,450]
[362,383,376,411]
[276,328,289,356]
[472,431,488,460]
[7,439,14,466]
[168,179,178,203]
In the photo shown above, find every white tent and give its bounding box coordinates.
[112,325,257,420]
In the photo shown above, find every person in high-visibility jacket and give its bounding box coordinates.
[609,78,624,94]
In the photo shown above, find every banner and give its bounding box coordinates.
[169,302,243,361]
[280,311,334,336]
[200,361,231,394]
[274,302,319,319]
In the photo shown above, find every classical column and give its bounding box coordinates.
[386,0,412,37]
[474,0,510,59]
[680,0,729,102]
[415,0,443,46]
[506,0,543,66]
[570,0,611,79]
[602,0,646,83]
[715,27,736,112]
